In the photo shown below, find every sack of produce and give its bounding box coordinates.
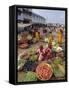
[56,46,63,53]
[18,63,24,71]
[27,34,32,40]
[18,59,26,71]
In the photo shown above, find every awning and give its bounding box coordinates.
[18,23,32,28]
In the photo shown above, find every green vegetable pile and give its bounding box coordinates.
[51,57,65,78]
[53,57,63,65]
[23,71,37,82]
[30,55,38,62]
[18,59,26,66]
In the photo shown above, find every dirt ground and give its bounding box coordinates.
[18,41,47,55]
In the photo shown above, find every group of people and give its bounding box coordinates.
[48,27,64,45]
[30,26,64,45]
[36,44,52,61]
[34,27,64,62]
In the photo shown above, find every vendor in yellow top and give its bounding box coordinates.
[35,30,40,42]
[57,29,63,44]
[48,31,53,44]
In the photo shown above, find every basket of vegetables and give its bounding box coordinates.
[36,62,53,80]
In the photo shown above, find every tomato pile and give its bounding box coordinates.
[36,62,53,80]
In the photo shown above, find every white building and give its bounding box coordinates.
[17,8,46,25]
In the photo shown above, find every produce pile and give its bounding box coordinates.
[18,27,65,81]
[36,62,53,80]
[23,60,37,71]
[18,44,65,82]
[23,71,37,82]
[51,57,65,78]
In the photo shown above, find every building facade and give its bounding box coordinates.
[17,8,46,25]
